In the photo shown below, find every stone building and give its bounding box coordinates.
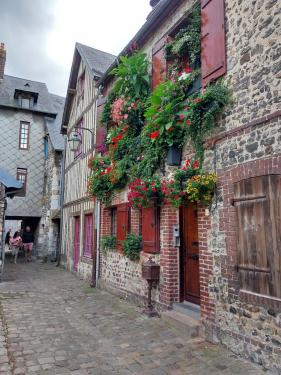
[60,43,115,280]
[0,43,65,256]
[39,95,65,259]
[83,0,280,372]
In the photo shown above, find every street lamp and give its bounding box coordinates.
[68,131,82,152]
[68,127,95,151]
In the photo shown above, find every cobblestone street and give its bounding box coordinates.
[0,259,265,375]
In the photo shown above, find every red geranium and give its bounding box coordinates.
[149,131,160,139]
[192,160,200,169]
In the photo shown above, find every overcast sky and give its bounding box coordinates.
[0,0,151,97]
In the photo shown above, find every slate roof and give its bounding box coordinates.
[45,94,65,151]
[0,75,56,116]
[76,43,116,78]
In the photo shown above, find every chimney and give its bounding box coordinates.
[0,43,6,80]
[150,0,160,7]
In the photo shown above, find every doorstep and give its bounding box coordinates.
[173,301,201,320]
[161,302,202,339]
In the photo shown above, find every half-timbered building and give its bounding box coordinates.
[60,43,115,280]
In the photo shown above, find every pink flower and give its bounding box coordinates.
[124,114,128,119]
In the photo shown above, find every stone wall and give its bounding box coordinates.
[38,142,62,258]
[97,0,281,371]
[197,0,281,371]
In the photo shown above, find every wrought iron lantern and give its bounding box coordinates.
[68,131,81,152]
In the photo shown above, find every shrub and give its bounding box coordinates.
[123,234,142,261]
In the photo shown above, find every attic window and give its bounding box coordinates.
[24,83,30,87]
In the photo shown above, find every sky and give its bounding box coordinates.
[0,0,152,97]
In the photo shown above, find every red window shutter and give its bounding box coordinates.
[116,203,130,252]
[152,36,168,90]
[142,205,160,254]
[201,0,226,87]
[95,99,106,148]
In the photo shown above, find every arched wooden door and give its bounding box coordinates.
[180,204,200,305]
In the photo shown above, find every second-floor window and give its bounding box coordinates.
[19,121,30,150]
[16,168,27,196]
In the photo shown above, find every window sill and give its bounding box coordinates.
[239,289,281,310]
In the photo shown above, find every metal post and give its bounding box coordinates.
[56,136,67,267]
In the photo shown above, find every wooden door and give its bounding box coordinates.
[73,216,80,271]
[234,175,281,298]
[83,214,93,258]
[180,205,200,304]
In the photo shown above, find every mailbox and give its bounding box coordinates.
[142,257,160,281]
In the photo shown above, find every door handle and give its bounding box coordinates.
[188,253,199,261]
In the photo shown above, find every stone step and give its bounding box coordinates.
[173,301,201,320]
[161,310,202,339]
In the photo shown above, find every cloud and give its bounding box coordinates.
[0,0,151,96]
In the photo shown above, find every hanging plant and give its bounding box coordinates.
[186,173,217,205]
[165,159,201,208]
[177,82,231,162]
[128,177,166,208]
[87,156,116,205]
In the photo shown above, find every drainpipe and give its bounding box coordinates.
[95,200,101,286]
[90,90,99,287]
[56,136,67,266]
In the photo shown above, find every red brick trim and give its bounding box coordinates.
[159,205,179,305]
[218,155,281,307]
[198,207,215,321]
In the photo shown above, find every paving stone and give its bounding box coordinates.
[0,260,266,375]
